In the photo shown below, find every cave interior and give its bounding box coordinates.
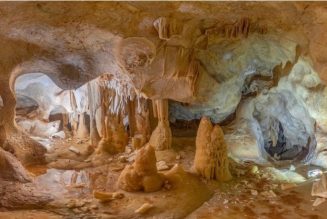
[1,2,327,219]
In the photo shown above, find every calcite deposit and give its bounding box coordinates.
[194,117,232,181]
[1,2,327,219]
[117,144,164,192]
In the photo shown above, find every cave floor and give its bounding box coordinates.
[1,135,326,219]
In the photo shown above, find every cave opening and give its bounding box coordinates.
[14,73,74,149]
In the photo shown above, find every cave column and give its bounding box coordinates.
[130,97,151,150]
[87,82,101,146]
[95,87,128,155]
[149,99,172,150]
[127,98,136,137]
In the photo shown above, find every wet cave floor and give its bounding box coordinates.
[1,133,327,219]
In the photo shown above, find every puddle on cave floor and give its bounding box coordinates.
[26,164,48,176]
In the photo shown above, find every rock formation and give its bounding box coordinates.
[126,96,151,150]
[117,144,164,192]
[97,113,128,154]
[0,148,32,183]
[194,117,232,181]
[149,99,172,150]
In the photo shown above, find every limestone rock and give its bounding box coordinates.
[76,113,89,139]
[157,160,170,171]
[97,113,128,155]
[135,202,154,214]
[149,121,172,151]
[0,181,54,209]
[117,144,164,192]
[193,117,232,181]
[93,191,124,202]
[0,148,33,183]
[312,173,327,199]
[150,99,172,151]
[313,197,326,207]
[68,146,81,155]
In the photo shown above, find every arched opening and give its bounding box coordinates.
[14,73,74,148]
[251,91,316,163]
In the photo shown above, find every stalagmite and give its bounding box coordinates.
[149,99,172,150]
[127,98,136,137]
[129,97,151,149]
[76,113,89,139]
[97,113,128,154]
[193,117,232,181]
[93,75,131,154]
[117,143,164,192]
[95,107,104,138]
[135,98,151,146]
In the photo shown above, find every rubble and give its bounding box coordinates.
[313,198,326,207]
[135,203,154,214]
[157,160,170,171]
[68,146,81,155]
[260,190,277,199]
[93,191,125,202]
[51,131,66,139]
[312,173,327,199]
[250,190,258,196]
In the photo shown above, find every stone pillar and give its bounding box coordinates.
[149,99,172,150]
[87,82,101,146]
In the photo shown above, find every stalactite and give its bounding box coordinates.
[149,99,172,150]
[87,81,101,146]
[61,113,69,133]
[127,98,136,137]
[136,98,151,145]
[94,76,130,154]
[97,112,128,154]
[153,17,183,40]
[70,113,78,136]
[68,90,78,136]
[95,107,104,138]
[193,117,232,181]
[128,96,151,149]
